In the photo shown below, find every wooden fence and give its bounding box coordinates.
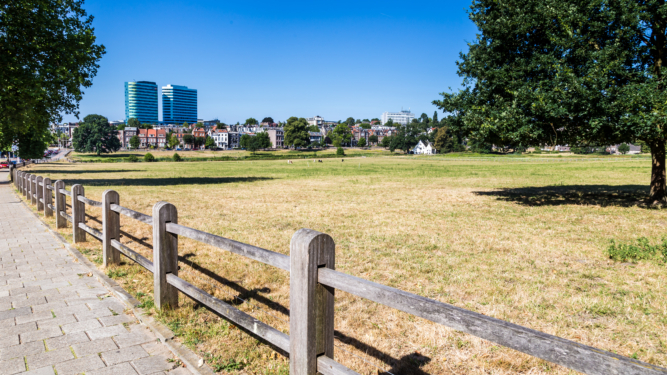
[11,167,667,375]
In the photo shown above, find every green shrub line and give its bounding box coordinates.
[607,237,667,264]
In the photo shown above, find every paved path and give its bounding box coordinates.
[0,172,191,375]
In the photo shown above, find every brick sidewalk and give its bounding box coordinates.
[0,171,191,375]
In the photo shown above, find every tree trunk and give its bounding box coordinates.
[649,140,666,203]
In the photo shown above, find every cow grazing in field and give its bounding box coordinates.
[288,160,293,164]
[341,159,344,162]
[318,160,322,163]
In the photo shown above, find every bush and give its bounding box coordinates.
[336,147,345,156]
[173,153,182,162]
[607,237,667,264]
[127,155,139,162]
[143,153,155,162]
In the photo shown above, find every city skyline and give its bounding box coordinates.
[59,0,478,124]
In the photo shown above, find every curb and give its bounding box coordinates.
[12,188,216,375]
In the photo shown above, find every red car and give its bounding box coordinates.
[0,163,8,169]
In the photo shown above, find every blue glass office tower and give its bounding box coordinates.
[162,85,197,124]
[124,81,158,123]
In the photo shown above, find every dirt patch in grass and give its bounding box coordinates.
[22,157,667,374]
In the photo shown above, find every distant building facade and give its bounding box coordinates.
[125,81,159,123]
[266,128,284,148]
[381,110,414,126]
[162,85,197,124]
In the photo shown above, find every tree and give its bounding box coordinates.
[371,118,380,122]
[380,136,392,148]
[420,113,429,124]
[173,153,182,162]
[261,117,274,124]
[127,118,140,128]
[245,118,258,125]
[336,147,345,156]
[143,153,155,162]
[72,115,121,156]
[331,123,352,146]
[182,122,189,128]
[205,136,216,149]
[362,119,370,123]
[385,118,395,127]
[183,134,194,148]
[0,0,105,159]
[389,123,420,153]
[129,135,140,150]
[307,125,320,132]
[168,134,180,149]
[240,134,252,149]
[433,111,438,124]
[359,123,371,130]
[434,0,667,203]
[140,123,153,129]
[255,132,271,149]
[434,127,464,153]
[345,117,355,126]
[369,135,378,145]
[116,124,126,131]
[284,117,310,148]
[357,138,366,147]
[619,143,631,155]
[194,137,205,149]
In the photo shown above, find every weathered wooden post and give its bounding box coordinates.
[153,201,179,309]
[35,176,43,211]
[54,180,66,228]
[289,229,335,375]
[31,175,37,205]
[43,178,53,217]
[71,184,86,242]
[24,173,29,198]
[102,190,121,267]
[16,170,21,191]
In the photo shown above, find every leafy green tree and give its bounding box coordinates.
[380,136,392,148]
[336,147,345,156]
[194,137,205,149]
[245,118,258,125]
[172,153,182,162]
[129,135,140,149]
[255,132,271,149]
[240,134,251,149]
[143,153,155,162]
[371,118,380,122]
[434,0,667,202]
[0,0,105,159]
[345,117,355,126]
[183,134,194,148]
[284,117,310,148]
[182,122,189,128]
[116,124,126,131]
[140,123,153,129]
[127,118,140,128]
[362,119,370,123]
[385,118,395,127]
[307,125,320,132]
[359,123,371,130]
[205,136,216,149]
[357,138,366,147]
[433,112,438,124]
[72,115,121,156]
[332,123,352,146]
[168,134,180,149]
[434,127,464,153]
[368,135,378,145]
[261,117,274,124]
[619,143,631,155]
[389,123,421,153]
[420,113,429,124]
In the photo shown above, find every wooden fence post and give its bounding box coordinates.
[31,175,37,205]
[152,201,179,309]
[54,180,66,228]
[289,229,335,375]
[102,190,121,267]
[71,184,86,242]
[43,178,52,217]
[24,173,29,198]
[35,176,43,211]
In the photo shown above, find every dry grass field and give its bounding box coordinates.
[19,156,667,374]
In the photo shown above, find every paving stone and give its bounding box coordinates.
[87,362,138,375]
[167,367,192,375]
[101,345,150,366]
[22,366,55,375]
[74,307,113,321]
[0,306,30,321]
[44,331,89,350]
[31,301,67,313]
[86,325,128,340]
[132,355,175,375]
[71,337,117,357]
[20,326,62,343]
[0,340,45,360]
[141,341,171,356]
[0,317,14,327]
[0,321,36,338]
[26,347,74,369]
[15,310,53,324]
[0,335,18,349]
[99,314,136,327]
[54,354,106,375]
[0,356,25,374]
[12,295,46,308]
[36,314,77,329]
[51,303,91,317]
[113,329,156,348]
[61,318,101,333]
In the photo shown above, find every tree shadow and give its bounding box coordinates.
[180,253,433,373]
[60,176,273,187]
[28,169,142,174]
[474,185,649,207]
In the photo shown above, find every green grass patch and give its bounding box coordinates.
[607,237,667,264]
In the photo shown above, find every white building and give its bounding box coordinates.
[307,116,325,126]
[412,140,436,155]
[381,110,414,126]
[209,129,228,150]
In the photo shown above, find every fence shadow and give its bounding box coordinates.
[28,169,142,175]
[59,176,273,187]
[474,185,649,207]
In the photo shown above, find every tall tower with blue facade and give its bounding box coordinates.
[162,85,197,124]
[124,81,158,123]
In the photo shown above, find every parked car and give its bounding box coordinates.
[0,163,8,169]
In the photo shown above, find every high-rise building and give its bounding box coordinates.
[381,110,414,126]
[124,81,158,123]
[162,85,197,124]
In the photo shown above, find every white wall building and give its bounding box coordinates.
[209,129,228,150]
[381,110,414,126]
[412,140,437,155]
[307,116,325,126]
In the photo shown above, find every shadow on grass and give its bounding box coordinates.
[475,185,649,207]
[28,169,142,175]
[180,252,432,373]
[61,176,273,187]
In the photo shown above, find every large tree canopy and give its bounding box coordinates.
[284,117,310,148]
[72,114,121,155]
[0,0,105,159]
[434,0,667,202]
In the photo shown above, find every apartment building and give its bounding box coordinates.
[266,128,284,149]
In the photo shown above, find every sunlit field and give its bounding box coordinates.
[21,156,667,374]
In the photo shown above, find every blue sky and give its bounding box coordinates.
[64,0,478,124]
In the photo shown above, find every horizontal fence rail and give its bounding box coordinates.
[11,167,667,375]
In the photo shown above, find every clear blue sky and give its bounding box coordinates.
[63,0,478,124]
